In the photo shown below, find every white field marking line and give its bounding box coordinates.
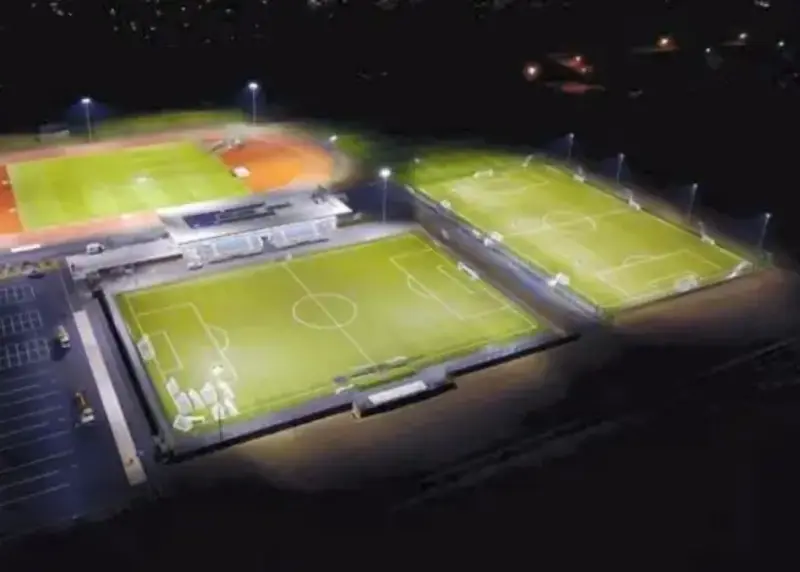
[0,450,73,477]
[186,303,239,381]
[125,299,171,381]
[595,250,691,280]
[406,276,433,299]
[685,250,723,272]
[506,208,630,238]
[135,302,194,318]
[0,470,60,494]
[389,254,467,321]
[131,301,237,380]
[282,263,375,366]
[437,265,476,295]
[143,331,169,380]
[207,326,230,352]
[0,421,49,441]
[644,211,745,266]
[646,271,699,290]
[0,483,71,509]
[148,331,184,374]
[414,235,539,329]
[407,234,538,328]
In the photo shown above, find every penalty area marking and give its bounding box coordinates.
[207,326,231,352]
[127,301,239,382]
[437,265,476,294]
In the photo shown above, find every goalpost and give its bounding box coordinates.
[137,335,156,362]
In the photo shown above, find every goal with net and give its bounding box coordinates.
[137,335,156,361]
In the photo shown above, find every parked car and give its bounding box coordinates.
[56,325,70,349]
[74,391,95,425]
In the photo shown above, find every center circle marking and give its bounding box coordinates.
[292,293,358,330]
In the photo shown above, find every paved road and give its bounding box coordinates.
[0,270,132,539]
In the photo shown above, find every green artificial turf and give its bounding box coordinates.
[8,141,248,229]
[116,232,541,436]
[408,150,750,311]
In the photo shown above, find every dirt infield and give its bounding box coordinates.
[216,136,334,192]
[0,127,341,250]
[0,165,23,235]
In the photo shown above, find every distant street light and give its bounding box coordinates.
[247,82,259,124]
[759,212,772,251]
[80,97,93,141]
[523,63,540,81]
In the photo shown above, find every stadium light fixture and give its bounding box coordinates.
[379,167,392,223]
[247,82,259,124]
[616,153,625,183]
[759,212,772,251]
[738,32,748,42]
[777,40,785,49]
[80,97,93,141]
[688,183,699,219]
[328,134,338,143]
[523,63,540,81]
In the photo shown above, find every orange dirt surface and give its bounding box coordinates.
[0,165,24,235]
[0,130,337,250]
[218,137,334,192]
[0,211,161,251]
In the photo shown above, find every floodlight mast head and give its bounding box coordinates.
[248,81,259,92]
[328,134,338,143]
[379,167,392,180]
[80,97,92,106]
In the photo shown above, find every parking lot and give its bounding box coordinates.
[0,271,133,538]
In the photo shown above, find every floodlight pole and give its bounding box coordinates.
[81,98,93,142]
[379,168,392,223]
[688,183,698,220]
[616,153,625,183]
[567,133,575,162]
[247,82,259,125]
[758,212,772,252]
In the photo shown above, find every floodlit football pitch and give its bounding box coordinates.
[409,151,752,311]
[116,233,541,436]
[7,142,248,229]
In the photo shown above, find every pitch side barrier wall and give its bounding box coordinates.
[99,268,562,460]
